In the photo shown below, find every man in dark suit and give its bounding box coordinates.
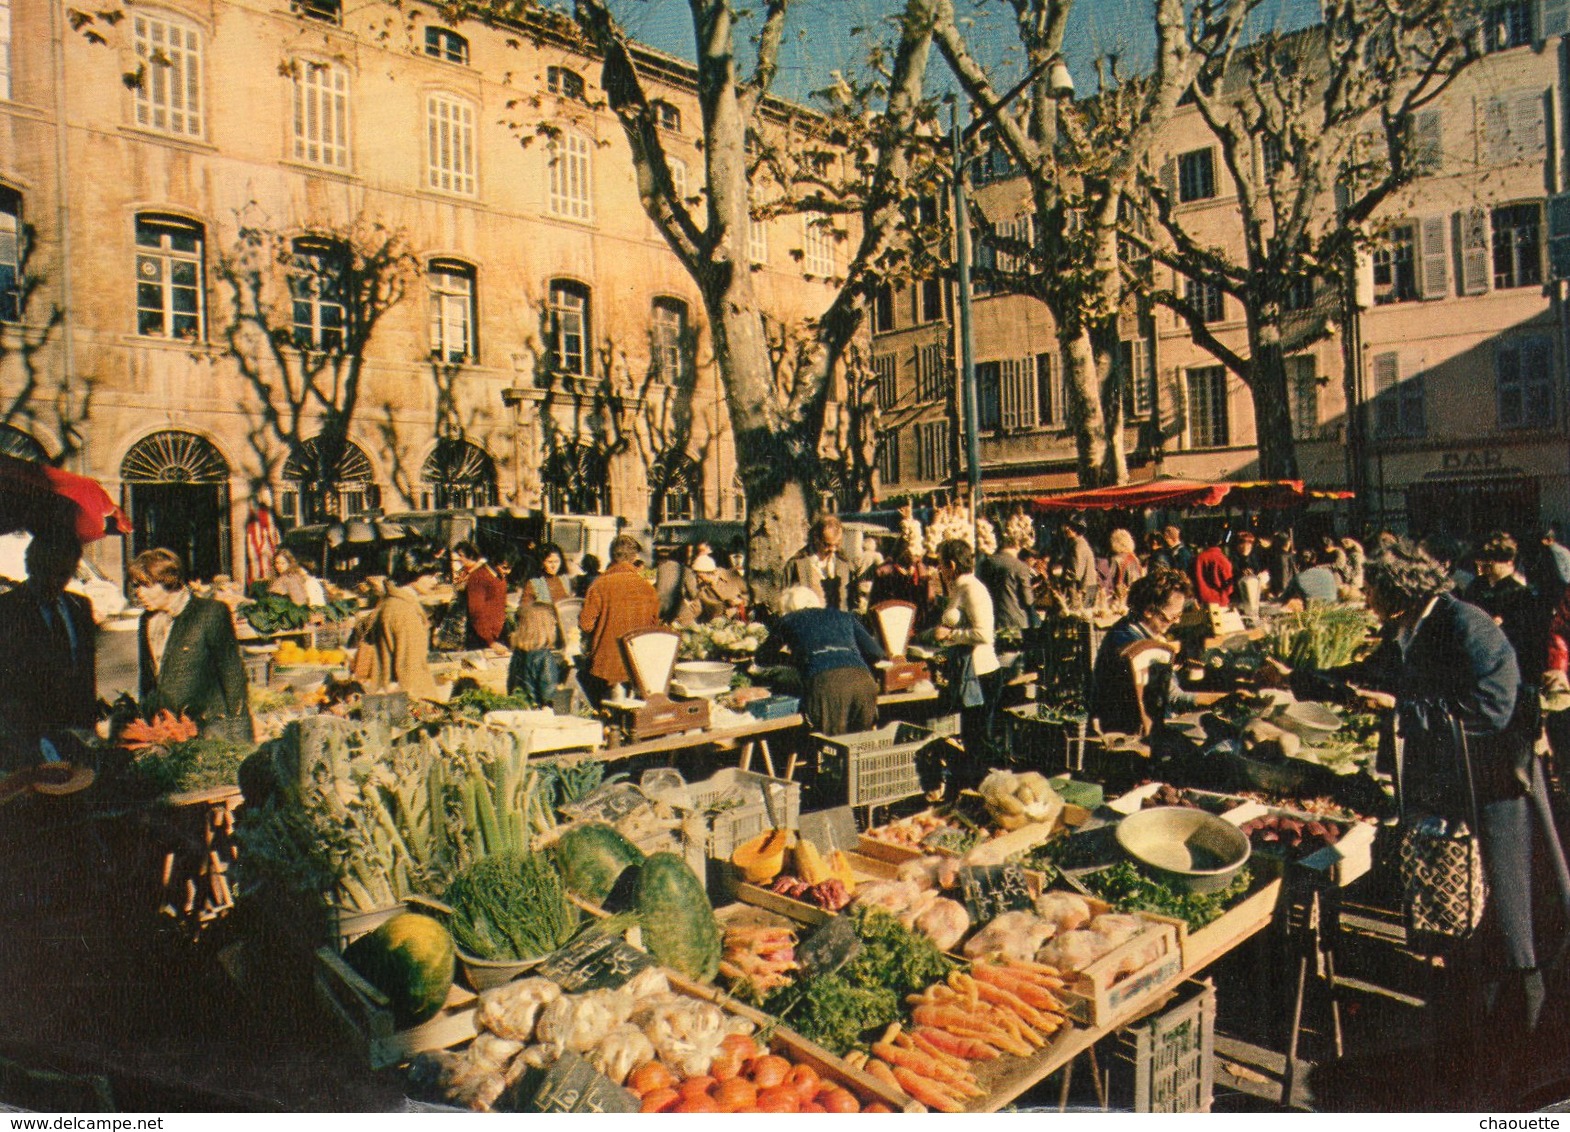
[979,530,1039,634]
[130,548,254,744]
[783,515,856,612]
[0,527,98,768]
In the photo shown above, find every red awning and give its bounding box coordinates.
[1032,476,1352,512]
[0,454,132,541]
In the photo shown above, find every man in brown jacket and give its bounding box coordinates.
[579,533,659,706]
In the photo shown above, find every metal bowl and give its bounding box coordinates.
[672,660,736,692]
[1115,806,1251,894]
[1276,701,1342,739]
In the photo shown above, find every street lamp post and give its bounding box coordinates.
[945,58,1065,549]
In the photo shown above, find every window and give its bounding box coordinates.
[1283,275,1316,313]
[1483,90,1547,165]
[1373,224,1418,304]
[914,421,950,481]
[548,280,590,377]
[917,279,945,323]
[1496,335,1556,428]
[1485,1,1533,50]
[1185,277,1225,322]
[872,285,895,333]
[915,342,946,403]
[1177,147,1216,202]
[1493,202,1542,289]
[132,13,203,138]
[1185,365,1229,449]
[1289,356,1319,441]
[0,0,11,101]
[652,100,681,131]
[1409,109,1442,174]
[292,0,340,23]
[747,214,767,264]
[1259,134,1285,176]
[873,354,897,411]
[651,297,688,382]
[1372,351,1425,439]
[292,61,349,169]
[1001,357,1038,432]
[802,213,836,277]
[547,66,586,102]
[135,214,204,340]
[426,93,476,195]
[1120,339,1154,419]
[0,188,17,322]
[976,362,1001,433]
[424,27,468,65]
[548,131,593,220]
[290,239,346,351]
[428,260,475,363]
[667,156,688,202]
[1037,351,1063,426]
[875,431,900,485]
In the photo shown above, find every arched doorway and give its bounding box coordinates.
[541,444,608,515]
[0,425,48,463]
[282,436,378,524]
[649,450,702,523]
[421,438,498,510]
[121,430,231,580]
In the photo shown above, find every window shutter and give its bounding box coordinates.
[1412,110,1442,172]
[1512,90,1547,153]
[1354,249,1375,309]
[1525,336,1556,423]
[1497,340,1524,426]
[1160,158,1177,201]
[1419,215,1450,299]
[1037,352,1056,425]
[1484,96,1513,165]
[1541,0,1570,39]
[1549,192,1570,280]
[1373,352,1400,436]
[1404,356,1426,437]
[1461,207,1491,295]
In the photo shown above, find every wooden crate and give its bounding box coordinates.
[314,946,478,1071]
[1056,916,1183,1027]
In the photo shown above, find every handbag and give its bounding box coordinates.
[1394,708,1487,947]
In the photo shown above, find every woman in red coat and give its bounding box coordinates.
[1193,537,1235,607]
[453,540,508,650]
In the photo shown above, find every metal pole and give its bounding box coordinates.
[951,104,982,547]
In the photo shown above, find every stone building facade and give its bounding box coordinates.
[0,0,840,580]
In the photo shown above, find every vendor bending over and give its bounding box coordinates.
[1089,568,1222,737]
[756,585,885,735]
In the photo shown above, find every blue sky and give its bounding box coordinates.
[603,0,1325,105]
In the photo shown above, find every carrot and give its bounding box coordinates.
[844,1051,869,1070]
[872,1042,980,1097]
[900,1030,968,1073]
[970,978,1057,1033]
[864,1058,903,1092]
[915,1027,1002,1061]
[892,1067,966,1113]
[974,963,1067,1012]
[983,1002,1044,1049]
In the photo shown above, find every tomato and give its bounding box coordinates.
[678,1075,718,1100]
[708,1051,744,1082]
[627,1062,677,1097]
[754,1086,801,1113]
[819,1087,860,1114]
[864,1102,893,1113]
[749,1055,792,1090]
[721,1033,763,1061]
[713,1079,758,1113]
[674,1095,721,1113]
[640,1088,681,1113]
[786,1064,820,1102]
[800,1102,826,1113]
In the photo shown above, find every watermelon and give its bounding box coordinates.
[634,851,721,983]
[554,823,645,904]
[343,912,455,1027]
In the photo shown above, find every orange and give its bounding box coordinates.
[749,1055,792,1090]
[713,1079,758,1113]
[640,1088,680,1113]
[754,1086,801,1113]
[627,1061,676,1097]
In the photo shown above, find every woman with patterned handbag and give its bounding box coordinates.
[1264,539,1568,1101]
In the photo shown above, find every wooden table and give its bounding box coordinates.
[539,712,806,776]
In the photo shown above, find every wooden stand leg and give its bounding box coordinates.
[1057,1058,1073,1113]
[1283,954,1309,1108]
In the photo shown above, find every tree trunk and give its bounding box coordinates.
[1089,319,1129,485]
[1063,330,1113,488]
[1247,333,1299,480]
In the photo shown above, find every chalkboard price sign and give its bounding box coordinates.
[795,914,861,981]
[537,934,654,992]
[958,863,1034,923]
[530,1052,640,1114]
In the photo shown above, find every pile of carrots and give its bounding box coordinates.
[847,960,1069,1113]
[629,1033,893,1113]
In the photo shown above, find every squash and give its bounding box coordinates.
[343,912,456,1027]
[827,850,858,893]
[554,822,645,904]
[732,829,790,885]
[794,838,830,885]
[634,851,722,982]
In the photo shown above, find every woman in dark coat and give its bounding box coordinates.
[1268,539,1567,1100]
[756,585,884,734]
[131,548,255,744]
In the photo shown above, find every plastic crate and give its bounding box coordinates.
[814,722,935,810]
[747,694,801,721]
[242,650,273,687]
[686,768,802,860]
[1108,978,1216,1113]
